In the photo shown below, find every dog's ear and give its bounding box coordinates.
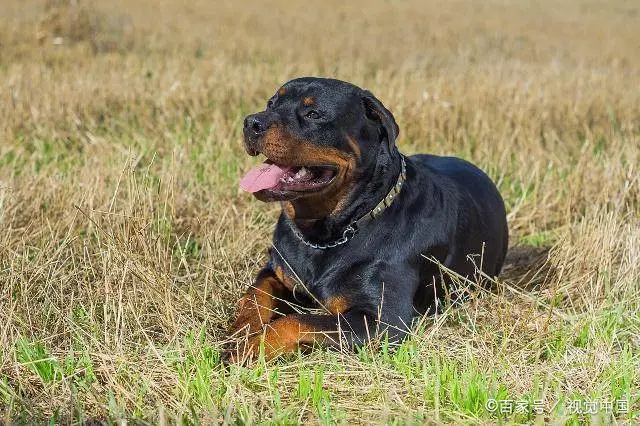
[362,90,399,150]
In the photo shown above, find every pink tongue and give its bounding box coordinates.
[239,162,291,193]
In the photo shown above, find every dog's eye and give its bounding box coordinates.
[305,110,321,120]
[266,99,275,109]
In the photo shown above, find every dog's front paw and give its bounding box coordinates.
[221,336,262,365]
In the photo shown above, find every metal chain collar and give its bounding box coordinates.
[289,155,407,250]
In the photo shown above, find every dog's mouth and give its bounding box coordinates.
[239,160,337,194]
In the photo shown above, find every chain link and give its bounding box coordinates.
[291,223,356,250]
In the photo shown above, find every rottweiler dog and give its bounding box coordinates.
[224,77,508,361]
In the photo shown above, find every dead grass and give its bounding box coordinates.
[0,0,638,423]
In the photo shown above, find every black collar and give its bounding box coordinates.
[288,155,407,250]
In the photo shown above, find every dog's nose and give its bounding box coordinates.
[244,114,270,136]
[243,113,275,156]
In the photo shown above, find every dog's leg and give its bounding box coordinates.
[238,309,406,361]
[226,267,293,339]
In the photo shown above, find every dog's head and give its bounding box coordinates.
[240,77,399,218]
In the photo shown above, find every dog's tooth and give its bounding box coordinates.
[295,167,309,179]
[293,167,308,179]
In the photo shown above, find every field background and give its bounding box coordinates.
[1,0,639,423]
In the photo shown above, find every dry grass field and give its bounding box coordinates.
[1,0,639,423]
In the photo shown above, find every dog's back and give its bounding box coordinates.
[411,154,508,277]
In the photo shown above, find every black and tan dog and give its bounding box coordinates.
[225,77,508,361]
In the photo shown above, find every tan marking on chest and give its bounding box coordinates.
[275,265,297,291]
[325,296,350,314]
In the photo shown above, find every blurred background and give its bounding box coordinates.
[2,0,638,144]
